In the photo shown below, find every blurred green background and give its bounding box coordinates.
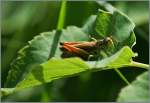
[1,1,149,102]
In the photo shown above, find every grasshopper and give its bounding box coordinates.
[59,36,115,60]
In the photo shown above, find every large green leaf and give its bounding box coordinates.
[5,26,89,87]
[117,71,149,102]
[2,46,137,96]
[1,45,138,97]
[13,46,136,90]
[15,58,89,90]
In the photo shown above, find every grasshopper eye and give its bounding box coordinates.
[103,37,113,44]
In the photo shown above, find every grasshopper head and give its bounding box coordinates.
[103,37,113,45]
[96,36,115,52]
[96,36,113,47]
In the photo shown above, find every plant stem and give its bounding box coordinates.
[57,0,67,30]
[114,68,130,85]
[130,61,149,70]
[114,61,149,85]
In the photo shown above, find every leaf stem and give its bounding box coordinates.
[130,61,149,70]
[114,68,130,85]
[57,0,67,30]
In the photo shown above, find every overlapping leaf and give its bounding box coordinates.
[117,71,149,102]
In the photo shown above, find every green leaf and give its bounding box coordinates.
[82,15,97,35]
[117,71,149,102]
[95,9,135,48]
[3,45,147,96]
[82,7,136,50]
[87,46,136,69]
[5,26,89,87]
[15,46,135,90]
[15,58,89,90]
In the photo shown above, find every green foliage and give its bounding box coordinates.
[87,46,136,69]
[5,5,137,88]
[95,9,135,48]
[113,1,149,26]
[117,71,149,102]
[82,15,97,34]
[3,46,138,96]
[2,1,149,102]
[15,46,135,90]
[16,58,89,89]
[5,27,89,87]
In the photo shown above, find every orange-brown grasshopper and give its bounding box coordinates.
[59,36,115,60]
